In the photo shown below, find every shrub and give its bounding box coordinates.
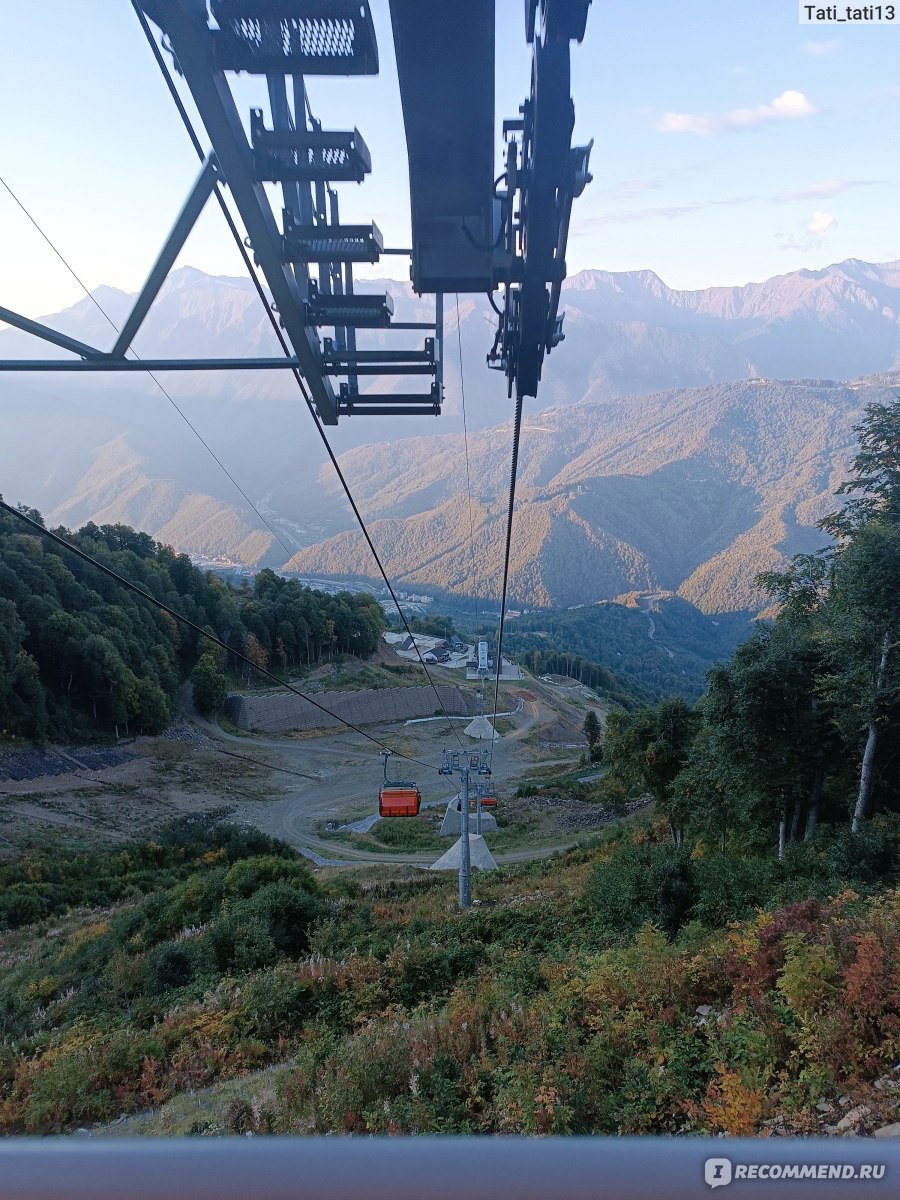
[0,891,43,929]
[691,855,776,927]
[202,881,325,973]
[223,855,316,899]
[589,843,698,940]
[150,943,195,992]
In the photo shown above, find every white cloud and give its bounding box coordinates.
[779,179,846,201]
[573,205,700,230]
[657,112,717,136]
[657,89,819,136]
[776,209,838,253]
[804,40,840,56]
[808,210,837,237]
[776,178,877,201]
[608,178,663,199]
[576,195,757,231]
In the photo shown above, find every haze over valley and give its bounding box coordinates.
[4,258,900,611]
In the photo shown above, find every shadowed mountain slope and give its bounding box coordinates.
[285,376,896,612]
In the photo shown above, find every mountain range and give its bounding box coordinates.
[2,258,900,610]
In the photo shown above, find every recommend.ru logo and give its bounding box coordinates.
[704,1157,887,1187]
[705,1159,733,1188]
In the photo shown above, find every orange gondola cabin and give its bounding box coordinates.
[378,750,421,818]
[379,784,421,818]
[458,792,497,811]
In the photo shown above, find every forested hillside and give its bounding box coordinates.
[600,397,900,854]
[0,504,386,742]
[286,376,897,612]
[1,400,899,1137]
[505,596,752,702]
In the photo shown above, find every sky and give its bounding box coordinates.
[1,0,899,321]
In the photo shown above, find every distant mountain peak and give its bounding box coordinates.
[564,267,669,294]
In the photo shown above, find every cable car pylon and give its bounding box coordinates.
[434,750,496,908]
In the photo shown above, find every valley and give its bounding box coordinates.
[4,261,900,614]
[0,649,602,866]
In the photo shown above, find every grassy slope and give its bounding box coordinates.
[1,813,899,1137]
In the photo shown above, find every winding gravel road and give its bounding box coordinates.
[182,684,585,866]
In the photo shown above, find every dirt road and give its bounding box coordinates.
[0,675,592,866]
[182,681,589,866]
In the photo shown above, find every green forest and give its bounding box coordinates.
[505,595,751,702]
[0,507,386,742]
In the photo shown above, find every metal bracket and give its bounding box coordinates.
[110,155,220,359]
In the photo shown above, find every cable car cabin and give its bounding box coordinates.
[379,785,421,818]
[460,793,497,810]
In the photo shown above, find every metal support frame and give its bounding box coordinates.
[142,0,342,424]
[0,152,225,372]
[111,155,220,358]
[0,358,302,372]
[434,291,444,400]
[0,307,104,360]
[389,0,591,402]
[439,749,491,908]
[492,1,593,400]
[0,1,582,421]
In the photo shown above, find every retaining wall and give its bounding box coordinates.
[225,685,480,734]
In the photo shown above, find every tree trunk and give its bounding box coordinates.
[789,803,802,844]
[777,808,786,860]
[805,770,823,841]
[852,628,892,833]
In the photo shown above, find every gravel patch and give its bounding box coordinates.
[507,793,650,832]
[156,720,210,747]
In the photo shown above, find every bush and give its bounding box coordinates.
[150,943,195,992]
[202,880,326,973]
[0,890,44,929]
[691,854,776,927]
[223,855,316,899]
[589,843,698,940]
